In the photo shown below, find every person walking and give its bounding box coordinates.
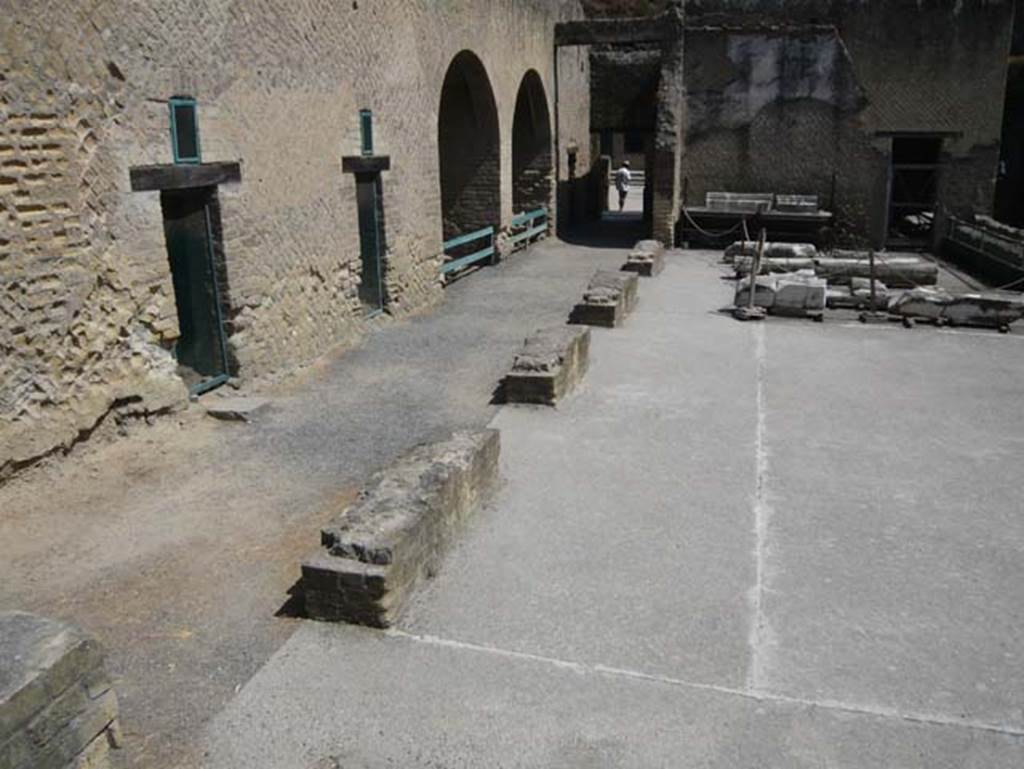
[614,160,632,212]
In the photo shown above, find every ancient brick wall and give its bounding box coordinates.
[1,0,588,477]
[680,0,1014,245]
[512,73,556,215]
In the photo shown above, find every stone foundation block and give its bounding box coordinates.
[0,612,122,769]
[569,270,639,328]
[621,239,665,277]
[302,429,501,627]
[724,241,819,264]
[502,326,590,406]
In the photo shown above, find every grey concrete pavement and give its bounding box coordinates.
[202,251,1024,768]
[201,623,1022,769]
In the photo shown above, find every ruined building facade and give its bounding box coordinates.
[589,0,1016,246]
[0,0,591,476]
[2,0,1016,478]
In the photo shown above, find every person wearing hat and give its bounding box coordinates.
[614,160,632,212]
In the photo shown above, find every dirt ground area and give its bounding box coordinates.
[0,238,626,769]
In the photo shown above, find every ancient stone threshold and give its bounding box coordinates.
[302,430,501,628]
[0,612,123,769]
[502,326,590,406]
[569,270,639,328]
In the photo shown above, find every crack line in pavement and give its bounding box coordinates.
[385,629,1024,739]
[747,322,773,693]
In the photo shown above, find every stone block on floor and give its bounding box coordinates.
[622,239,665,277]
[735,271,826,317]
[0,612,122,769]
[302,429,501,628]
[569,270,639,328]
[204,397,271,422]
[502,326,590,406]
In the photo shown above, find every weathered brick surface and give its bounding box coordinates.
[503,326,591,405]
[303,429,501,627]
[1,1,590,477]
[570,269,640,327]
[0,612,121,769]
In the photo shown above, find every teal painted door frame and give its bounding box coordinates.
[161,188,230,393]
[356,172,386,314]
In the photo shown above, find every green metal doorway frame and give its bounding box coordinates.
[162,188,230,395]
[356,172,386,316]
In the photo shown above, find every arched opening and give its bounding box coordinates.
[512,70,553,216]
[438,51,500,256]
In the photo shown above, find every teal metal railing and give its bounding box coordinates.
[508,207,548,251]
[440,226,495,276]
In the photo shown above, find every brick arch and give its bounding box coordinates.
[512,70,554,215]
[438,50,501,245]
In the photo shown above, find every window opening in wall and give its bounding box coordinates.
[887,136,943,247]
[160,187,229,393]
[169,97,201,164]
[360,110,374,156]
[355,172,386,315]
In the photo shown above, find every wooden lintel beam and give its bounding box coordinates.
[129,161,241,192]
[341,155,391,174]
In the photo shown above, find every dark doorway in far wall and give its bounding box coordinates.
[887,136,943,247]
[160,187,230,393]
[355,172,386,314]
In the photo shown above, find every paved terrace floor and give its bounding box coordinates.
[202,251,1024,767]
[0,234,631,769]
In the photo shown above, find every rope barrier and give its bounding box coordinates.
[680,206,747,240]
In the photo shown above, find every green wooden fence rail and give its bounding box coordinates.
[508,207,548,251]
[440,225,496,275]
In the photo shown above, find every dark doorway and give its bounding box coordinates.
[887,136,943,247]
[355,173,386,314]
[438,50,501,254]
[160,188,229,393]
[512,70,554,216]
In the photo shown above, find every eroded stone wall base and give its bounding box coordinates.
[503,326,591,406]
[570,270,640,328]
[622,239,665,277]
[302,430,501,627]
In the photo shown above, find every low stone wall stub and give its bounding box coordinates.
[569,270,639,328]
[302,429,501,628]
[502,326,591,406]
[0,612,122,769]
[622,239,666,277]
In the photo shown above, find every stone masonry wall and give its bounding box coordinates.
[681,0,1014,246]
[1,0,589,479]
